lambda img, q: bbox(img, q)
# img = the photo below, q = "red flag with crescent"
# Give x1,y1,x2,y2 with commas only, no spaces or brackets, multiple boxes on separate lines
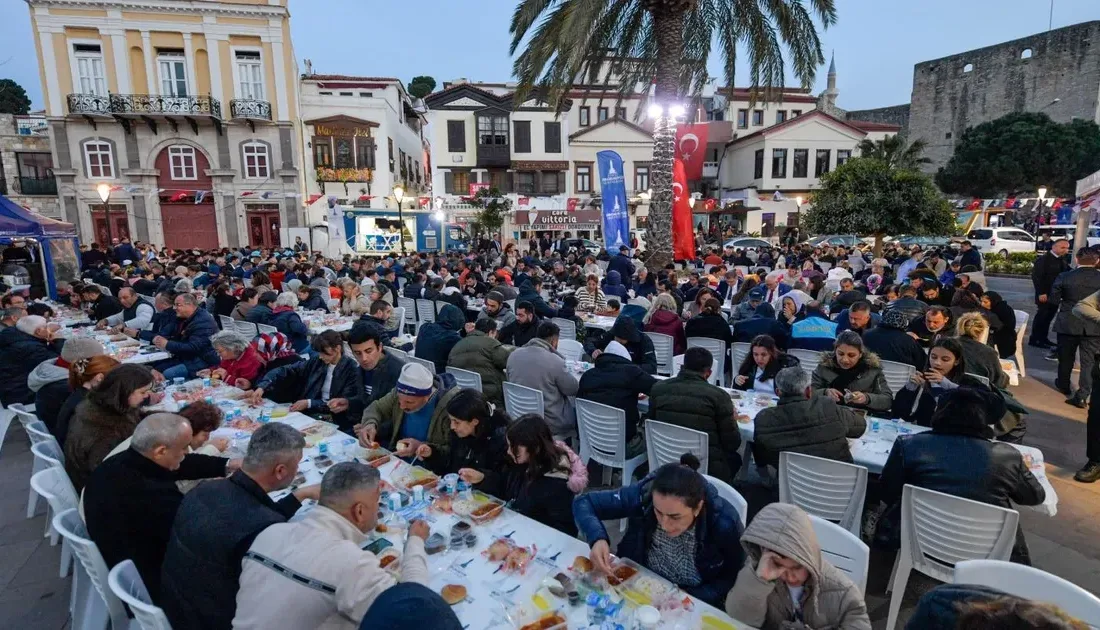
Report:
672,159,695,260
675,123,710,180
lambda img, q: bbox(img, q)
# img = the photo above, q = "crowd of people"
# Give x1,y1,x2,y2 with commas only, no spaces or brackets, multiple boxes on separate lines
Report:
5,230,1090,630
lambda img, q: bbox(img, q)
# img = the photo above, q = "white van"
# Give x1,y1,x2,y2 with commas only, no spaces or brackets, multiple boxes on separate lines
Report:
1036,225,1100,247
965,227,1036,257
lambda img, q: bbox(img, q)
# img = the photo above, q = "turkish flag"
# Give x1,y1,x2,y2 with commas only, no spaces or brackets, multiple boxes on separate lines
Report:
567,197,579,211
704,198,717,211
169,191,188,203
966,199,982,210
672,159,695,260
675,123,710,180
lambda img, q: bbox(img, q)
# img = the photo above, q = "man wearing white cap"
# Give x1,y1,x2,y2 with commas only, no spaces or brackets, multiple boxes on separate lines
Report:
355,362,460,462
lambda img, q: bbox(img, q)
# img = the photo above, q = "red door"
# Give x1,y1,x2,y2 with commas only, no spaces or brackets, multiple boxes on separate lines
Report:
246,207,281,248
161,204,219,250
91,206,130,245
154,144,219,249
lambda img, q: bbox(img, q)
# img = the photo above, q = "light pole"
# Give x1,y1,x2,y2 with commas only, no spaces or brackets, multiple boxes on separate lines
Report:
392,185,406,255
434,205,447,255
96,183,113,245
795,195,804,239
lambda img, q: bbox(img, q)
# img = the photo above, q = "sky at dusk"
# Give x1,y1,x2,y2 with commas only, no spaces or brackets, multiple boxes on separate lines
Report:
3,0,1100,111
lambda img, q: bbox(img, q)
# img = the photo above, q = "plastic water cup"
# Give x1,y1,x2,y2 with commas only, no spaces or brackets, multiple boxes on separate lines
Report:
173,377,184,386
443,473,459,494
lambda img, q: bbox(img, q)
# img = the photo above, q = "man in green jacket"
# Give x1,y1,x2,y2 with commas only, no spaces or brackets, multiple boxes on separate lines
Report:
447,318,512,405
355,362,459,462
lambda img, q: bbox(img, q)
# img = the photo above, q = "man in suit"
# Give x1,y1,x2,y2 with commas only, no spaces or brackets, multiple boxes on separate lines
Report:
1031,238,1071,348
1051,247,1100,407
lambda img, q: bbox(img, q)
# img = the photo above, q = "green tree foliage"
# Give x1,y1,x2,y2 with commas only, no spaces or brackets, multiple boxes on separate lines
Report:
805,158,955,255
0,79,32,115
856,135,930,170
935,112,1100,197
406,76,437,99
471,187,509,238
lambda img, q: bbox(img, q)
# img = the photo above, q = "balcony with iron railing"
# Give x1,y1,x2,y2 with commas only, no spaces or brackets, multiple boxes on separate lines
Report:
67,93,112,116
476,144,510,168
109,94,222,118
17,176,57,196
230,99,272,121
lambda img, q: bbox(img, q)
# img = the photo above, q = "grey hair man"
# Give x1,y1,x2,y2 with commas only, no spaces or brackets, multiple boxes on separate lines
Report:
234,462,432,630
83,413,235,601
159,422,319,629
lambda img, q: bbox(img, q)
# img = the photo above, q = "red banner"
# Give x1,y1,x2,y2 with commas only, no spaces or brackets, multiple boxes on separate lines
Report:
418,196,430,208
672,159,695,260
675,123,710,180
566,197,579,211
468,182,489,196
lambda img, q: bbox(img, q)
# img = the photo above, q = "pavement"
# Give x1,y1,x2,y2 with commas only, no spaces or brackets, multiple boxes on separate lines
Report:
0,274,1097,629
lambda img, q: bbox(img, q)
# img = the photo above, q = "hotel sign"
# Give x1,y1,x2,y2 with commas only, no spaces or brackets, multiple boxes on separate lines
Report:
314,124,374,138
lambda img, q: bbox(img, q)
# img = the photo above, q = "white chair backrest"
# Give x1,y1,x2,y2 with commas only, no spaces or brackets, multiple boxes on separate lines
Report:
1013,309,1029,334
880,359,916,396
551,317,577,342
31,440,64,469
788,348,823,376
23,419,55,447
416,299,436,325
701,473,748,528
108,560,174,630
819,261,833,273
902,484,1019,583
808,514,870,595
406,355,437,375
557,339,584,363
645,332,675,376
645,420,709,474
445,367,483,392
384,347,408,360
506,299,517,312
966,372,991,387
218,314,234,330
53,508,131,630
1013,309,1028,378
731,342,751,373
686,337,726,386
234,320,259,338
502,382,544,419
256,323,277,336
954,560,1100,628
779,452,868,537
30,467,78,522
397,296,416,322
392,306,406,332
576,398,629,468
628,297,651,308
671,354,684,376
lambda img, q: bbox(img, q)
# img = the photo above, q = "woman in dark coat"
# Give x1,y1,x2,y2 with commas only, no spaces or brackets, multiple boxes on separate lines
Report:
496,414,587,536
891,337,997,427
270,291,311,352
733,334,800,393
810,330,893,413
422,389,509,491
981,291,1018,359
685,298,735,349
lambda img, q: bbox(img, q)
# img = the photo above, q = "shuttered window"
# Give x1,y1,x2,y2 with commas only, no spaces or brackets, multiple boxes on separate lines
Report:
446,120,466,152
514,120,531,153
544,122,561,153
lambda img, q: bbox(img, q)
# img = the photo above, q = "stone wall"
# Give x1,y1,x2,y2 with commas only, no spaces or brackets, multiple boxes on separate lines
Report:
908,20,1100,172
846,104,911,135
0,114,62,218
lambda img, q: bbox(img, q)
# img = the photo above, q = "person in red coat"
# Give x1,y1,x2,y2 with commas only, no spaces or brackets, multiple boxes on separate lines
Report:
199,330,265,389
643,293,687,356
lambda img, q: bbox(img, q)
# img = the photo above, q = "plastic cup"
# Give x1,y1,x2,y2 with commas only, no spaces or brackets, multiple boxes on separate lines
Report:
443,473,459,494
635,606,661,629
173,377,184,386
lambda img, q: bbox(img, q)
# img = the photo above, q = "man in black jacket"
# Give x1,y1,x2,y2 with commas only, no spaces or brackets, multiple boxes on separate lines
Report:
245,290,276,325
84,413,234,602
499,301,541,348
346,321,405,418
1051,247,1100,407
1030,238,1070,348
160,422,318,629
80,284,124,322
585,317,658,374
578,341,658,455
515,277,558,318
863,308,927,371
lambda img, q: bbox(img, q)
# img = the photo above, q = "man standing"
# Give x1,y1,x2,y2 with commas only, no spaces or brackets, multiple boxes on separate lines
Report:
956,240,983,270
1051,247,1100,407
1030,238,1071,348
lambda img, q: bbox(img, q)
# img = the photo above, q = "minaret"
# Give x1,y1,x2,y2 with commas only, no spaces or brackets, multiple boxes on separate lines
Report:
819,51,840,115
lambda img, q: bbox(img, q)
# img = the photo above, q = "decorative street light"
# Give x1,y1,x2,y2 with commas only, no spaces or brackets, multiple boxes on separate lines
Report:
96,183,114,244
1037,186,1048,204
392,185,406,254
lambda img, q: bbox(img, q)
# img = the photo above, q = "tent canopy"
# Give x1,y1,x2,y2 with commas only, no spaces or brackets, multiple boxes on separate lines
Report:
0,195,78,238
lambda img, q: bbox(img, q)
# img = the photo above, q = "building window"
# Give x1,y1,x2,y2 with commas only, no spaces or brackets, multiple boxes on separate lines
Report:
815,149,831,177
313,137,333,167
793,149,808,178
359,92,373,97
339,92,353,96
836,150,852,167
616,107,627,119
334,138,354,168
753,149,764,179
73,43,107,97
157,50,188,97
575,164,592,193
579,107,590,127
776,110,787,124
15,153,55,195
168,145,197,180
515,172,535,194
234,50,264,100
478,116,508,145
737,109,748,129
513,120,531,153
541,171,559,193
791,110,802,117
319,91,332,95
451,170,469,194
544,121,561,153
446,120,466,152
242,142,270,179
597,107,609,123
635,164,649,193
752,110,764,126
771,148,787,178
357,138,376,169
388,138,394,172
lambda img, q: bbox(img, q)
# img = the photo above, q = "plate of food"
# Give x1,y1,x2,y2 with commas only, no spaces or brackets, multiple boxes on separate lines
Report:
393,467,440,492
107,334,129,342
227,417,263,432
735,413,752,424
377,548,401,574
484,538,537,574
299,421,338,445
452,491,506,524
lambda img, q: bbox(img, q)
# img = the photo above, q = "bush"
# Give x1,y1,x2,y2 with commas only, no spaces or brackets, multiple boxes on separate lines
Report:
982,251,1035,275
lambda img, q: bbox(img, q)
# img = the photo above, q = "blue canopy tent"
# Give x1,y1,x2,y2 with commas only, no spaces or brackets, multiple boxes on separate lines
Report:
0,195,81,299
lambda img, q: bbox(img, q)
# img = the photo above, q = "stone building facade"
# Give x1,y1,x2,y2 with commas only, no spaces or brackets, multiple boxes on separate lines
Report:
0,114,62,218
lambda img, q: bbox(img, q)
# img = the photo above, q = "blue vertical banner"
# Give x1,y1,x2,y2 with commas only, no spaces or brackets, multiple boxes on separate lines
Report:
597,150,630,251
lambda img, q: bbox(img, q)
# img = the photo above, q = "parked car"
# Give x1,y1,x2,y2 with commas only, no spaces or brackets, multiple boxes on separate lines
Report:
557,238,603,256
1036,224,1100,248
966,227,1036,257
723,237,774,251
892,235,956,249
806,234,862,248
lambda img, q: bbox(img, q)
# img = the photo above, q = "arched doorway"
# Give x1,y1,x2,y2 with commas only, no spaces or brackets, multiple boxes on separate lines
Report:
154,144,219,249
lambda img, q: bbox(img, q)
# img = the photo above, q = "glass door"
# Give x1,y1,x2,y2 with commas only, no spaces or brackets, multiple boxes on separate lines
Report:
158,53,188,97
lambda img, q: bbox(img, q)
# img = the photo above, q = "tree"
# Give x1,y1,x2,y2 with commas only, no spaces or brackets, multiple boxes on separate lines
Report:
856,135,930,170
471,187,509,239
0,79,31,115
406,76,437,99
509,0,836,269
935,112,1100,197
804,157,956,256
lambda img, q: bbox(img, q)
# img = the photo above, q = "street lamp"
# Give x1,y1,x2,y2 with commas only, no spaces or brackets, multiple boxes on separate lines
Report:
1037,186,1048,204
433,206,447,255
647,104,664,119
669,104,686,119
96,183,114,244
392,185,406,254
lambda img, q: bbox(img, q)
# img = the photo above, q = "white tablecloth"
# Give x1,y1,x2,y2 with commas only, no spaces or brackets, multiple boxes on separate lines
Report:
299,311,358,334
578,313,617,331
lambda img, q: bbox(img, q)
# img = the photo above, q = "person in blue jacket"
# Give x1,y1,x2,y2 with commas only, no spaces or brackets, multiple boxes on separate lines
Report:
789,302,839,352
573,455,745,608
607,245,635,282
150,293,219,380
270,291,311,352
136,291,178,343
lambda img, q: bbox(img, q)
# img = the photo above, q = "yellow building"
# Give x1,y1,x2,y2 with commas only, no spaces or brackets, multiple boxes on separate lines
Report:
26,0,300,249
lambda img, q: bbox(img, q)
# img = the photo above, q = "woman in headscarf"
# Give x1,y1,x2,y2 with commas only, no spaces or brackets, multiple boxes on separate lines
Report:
777,289,812,326
980,291,1018,359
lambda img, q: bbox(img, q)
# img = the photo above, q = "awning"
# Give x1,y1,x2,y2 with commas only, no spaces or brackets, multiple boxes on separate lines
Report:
0,195,78,238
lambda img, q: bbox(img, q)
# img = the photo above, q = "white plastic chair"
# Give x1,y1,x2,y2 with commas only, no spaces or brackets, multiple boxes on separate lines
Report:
257,323,277,336
218,314,234,330
31,438,64,469
809,514,870,595
0,406,12,460
53,508,132,630
503,382,544,419
416,299,436,330
671,354,684,376
551,317,577,341
779,452,868,537
645,332,675,376
966,372,991,387
30,467,78,577
233,320,259,338
1013,309,1029,378
397,297,417,333
445,367,483,392
645,420,709,474
702,473,748,528
557,339,584,363
108,560,174,630
392,307,407,335
788,348,823,376
686,337,727,386
577,398,646,530
384,347,408,361
406,355,437,375
731,342,751,373
628,296,651,308
954,559,1100,627
880,359,916,396
885,485,1020,630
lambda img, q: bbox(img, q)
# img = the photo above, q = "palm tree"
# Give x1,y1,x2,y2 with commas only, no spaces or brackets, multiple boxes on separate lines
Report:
856,135,930,170
509,0,836,268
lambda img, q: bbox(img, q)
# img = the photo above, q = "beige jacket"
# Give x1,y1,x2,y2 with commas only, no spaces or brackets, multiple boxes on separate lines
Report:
232,505,429,630
725,503,871,630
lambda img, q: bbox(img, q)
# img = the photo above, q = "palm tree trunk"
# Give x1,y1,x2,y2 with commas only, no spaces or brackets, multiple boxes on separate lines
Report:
643,6,685,271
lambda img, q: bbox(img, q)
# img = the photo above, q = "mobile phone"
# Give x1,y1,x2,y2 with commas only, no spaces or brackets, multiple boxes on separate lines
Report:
363,537,394,554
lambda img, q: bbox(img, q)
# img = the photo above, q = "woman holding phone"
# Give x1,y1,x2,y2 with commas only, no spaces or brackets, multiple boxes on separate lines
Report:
890,337,996,427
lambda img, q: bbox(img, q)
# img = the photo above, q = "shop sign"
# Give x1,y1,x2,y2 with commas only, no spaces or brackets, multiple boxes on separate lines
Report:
517,209,601,230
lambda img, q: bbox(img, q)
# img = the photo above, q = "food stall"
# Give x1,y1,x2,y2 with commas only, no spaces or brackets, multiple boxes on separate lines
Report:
0,195,80,299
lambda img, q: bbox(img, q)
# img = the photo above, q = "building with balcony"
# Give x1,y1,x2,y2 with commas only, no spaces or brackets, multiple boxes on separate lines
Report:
26,0,301,249
0,114,61,218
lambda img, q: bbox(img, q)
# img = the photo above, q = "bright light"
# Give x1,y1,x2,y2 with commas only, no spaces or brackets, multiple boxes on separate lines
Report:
433,210,445,222
638,191,651,201
96,183,112,203
647,104,664,118
669,104,686,118
688,195,696,209
392,186,404,203
795,196,804,207
1037,186,1048,201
